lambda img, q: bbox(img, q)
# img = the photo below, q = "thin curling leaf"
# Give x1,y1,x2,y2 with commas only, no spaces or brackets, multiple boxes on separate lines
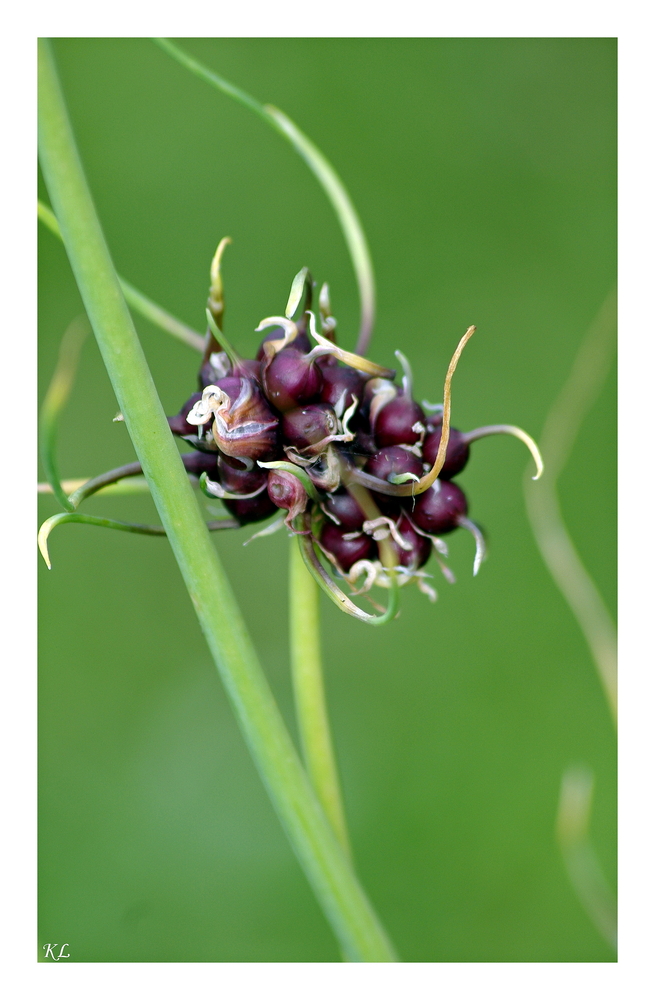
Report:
254,315,299,355
286,267,310,319
257,460,320,502
39,476,153,499
525,290,616,726
458,517,487,577
463,424,544,480
38,200,205,353
64,455,231,511
40,317,88,511
296,521,399,627
394,349,414,397
266,106,376,356
38,511,238,569
415,326,476,493
344,326,477,498
152,39,376,356
208,236,232,327
307,312,394,378
205,308,243,370
67,461,143,509
318,283,336,338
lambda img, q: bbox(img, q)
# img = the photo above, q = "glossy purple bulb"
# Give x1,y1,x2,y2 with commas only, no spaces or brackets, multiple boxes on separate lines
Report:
217,455,269,494
393,514,432,569
364,445,423,483
315,351,339,370
411,480,468,535
222,491,279,525
320,522,376,572
423,416,470,479
282,403,339,451
374,396,426,448
363,446,422,517
322,490,367,531
181,451,219,476
263,348,324,412
320,365,366,414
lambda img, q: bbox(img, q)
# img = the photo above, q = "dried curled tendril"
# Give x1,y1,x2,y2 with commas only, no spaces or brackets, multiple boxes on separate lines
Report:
39,249,542,625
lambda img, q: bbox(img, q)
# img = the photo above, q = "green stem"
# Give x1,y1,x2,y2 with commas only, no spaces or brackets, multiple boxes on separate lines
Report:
38,199,205,353
38,511,238,570
153,38,376,355
289,541,351,859
38,38,396,963
39,477,153,498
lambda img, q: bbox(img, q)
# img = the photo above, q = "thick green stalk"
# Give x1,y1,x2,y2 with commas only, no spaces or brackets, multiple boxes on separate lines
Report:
289,542,351,858
38,38,396,963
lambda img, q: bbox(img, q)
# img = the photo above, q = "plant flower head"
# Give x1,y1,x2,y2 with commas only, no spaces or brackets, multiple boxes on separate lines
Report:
163,257,543,623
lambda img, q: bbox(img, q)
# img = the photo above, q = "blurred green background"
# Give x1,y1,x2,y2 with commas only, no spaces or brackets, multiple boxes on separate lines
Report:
38,38,616,962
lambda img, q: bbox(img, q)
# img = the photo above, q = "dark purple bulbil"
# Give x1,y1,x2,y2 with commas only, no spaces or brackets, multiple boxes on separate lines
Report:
320,365,367,413
263,347,324,412
364,445,423,483
322,490,367,531
374,395,425,448
363,446,423,516
161,269,500,596
410,480,468,535
394,514,432,569
320,522,376,572
181,451,219,476
267,470,308,524
222,491,279,525
315,351,339,370
423,416,470,479
217,455,269,494
282,403,339,451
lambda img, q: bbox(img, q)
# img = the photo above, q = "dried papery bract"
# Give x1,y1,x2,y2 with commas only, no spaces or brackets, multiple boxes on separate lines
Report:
187,379,279,465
